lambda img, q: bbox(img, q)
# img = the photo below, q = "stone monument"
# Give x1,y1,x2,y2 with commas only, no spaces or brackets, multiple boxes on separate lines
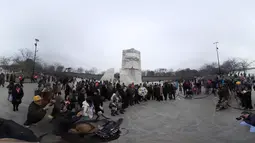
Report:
120,48,142,85
100,68,114,82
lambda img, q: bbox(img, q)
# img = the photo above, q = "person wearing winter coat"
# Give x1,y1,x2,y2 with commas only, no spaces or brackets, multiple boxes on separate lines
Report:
6,81,14,102
91,91,104,119
82,98,95,120
0,73,5,87
236,111,255,126
109,92,124,116
12,84,24,111
163,83,169,100
0,117,41,142
169,83,176,100
23,95,50,128
78,87,86,108
49,93,64,119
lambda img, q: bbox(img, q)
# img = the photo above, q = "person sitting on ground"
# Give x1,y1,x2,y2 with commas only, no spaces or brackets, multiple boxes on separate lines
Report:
185,89,193,98
23,95,51,128
0,118,41,142
110,92,124,116
109,98,118,116
236,111,255,126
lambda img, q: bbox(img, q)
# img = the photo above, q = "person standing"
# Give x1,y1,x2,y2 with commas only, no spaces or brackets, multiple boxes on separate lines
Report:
6,81,14,101
163,83,169,100
9,73,16,83
243,83,253,110
6,73,9,82
19,75,24,87
169,83,176,100
12,84,24,111
0,73,5,87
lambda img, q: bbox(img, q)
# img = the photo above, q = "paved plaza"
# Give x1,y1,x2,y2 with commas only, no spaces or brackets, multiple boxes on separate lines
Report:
0,83,254,143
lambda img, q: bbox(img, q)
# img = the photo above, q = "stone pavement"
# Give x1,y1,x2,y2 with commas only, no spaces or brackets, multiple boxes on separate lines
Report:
0,83,254,143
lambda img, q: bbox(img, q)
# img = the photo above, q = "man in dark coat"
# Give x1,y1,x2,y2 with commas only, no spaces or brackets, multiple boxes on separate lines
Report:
91,91,104,119
163,83,169,100
243,83,253,110
0,73,5,87
23,95,50,128
0,118,40,142
154,84,161,101
9,74,15,83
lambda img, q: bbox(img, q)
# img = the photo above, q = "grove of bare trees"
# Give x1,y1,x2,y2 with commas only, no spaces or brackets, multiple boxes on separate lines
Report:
0,48,99,76
1,48,254,78
142,58,255,78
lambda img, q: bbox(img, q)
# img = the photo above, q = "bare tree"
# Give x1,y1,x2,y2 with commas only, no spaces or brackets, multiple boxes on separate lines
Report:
199,62,218,75
238,59,255,73
221,58,240,74
154,68,167,76
0,56,11,70
12,48,34,64
166,68,174,76
89,67,97,74
175,68,199,79
54,63,65,72
77,67,84,73
47,65,56,73
19,48,33,60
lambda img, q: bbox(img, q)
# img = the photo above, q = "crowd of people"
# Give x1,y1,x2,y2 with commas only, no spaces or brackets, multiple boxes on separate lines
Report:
0,72,255,141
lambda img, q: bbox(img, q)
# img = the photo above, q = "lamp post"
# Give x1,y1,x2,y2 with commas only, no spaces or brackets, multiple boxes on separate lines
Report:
32,39,39,79
213,42,221,75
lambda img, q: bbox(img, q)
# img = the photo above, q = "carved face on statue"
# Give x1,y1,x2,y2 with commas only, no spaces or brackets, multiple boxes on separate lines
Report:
122,51,141,69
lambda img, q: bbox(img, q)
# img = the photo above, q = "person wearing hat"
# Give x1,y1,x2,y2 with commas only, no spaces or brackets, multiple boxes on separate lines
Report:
23,95,50,128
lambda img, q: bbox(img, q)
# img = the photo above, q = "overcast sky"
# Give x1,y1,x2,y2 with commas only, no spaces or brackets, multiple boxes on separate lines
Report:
0,0,255,72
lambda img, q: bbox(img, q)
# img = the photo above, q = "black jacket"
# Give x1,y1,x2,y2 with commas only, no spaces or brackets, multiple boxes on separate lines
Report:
0,118,39,142
26,102,46,124
12,87,24,104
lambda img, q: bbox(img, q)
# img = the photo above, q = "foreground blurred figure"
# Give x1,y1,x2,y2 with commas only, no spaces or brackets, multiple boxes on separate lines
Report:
0,118,44,142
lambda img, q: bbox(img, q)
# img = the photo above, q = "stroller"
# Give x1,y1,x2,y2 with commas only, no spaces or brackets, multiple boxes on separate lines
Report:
185,89,193,99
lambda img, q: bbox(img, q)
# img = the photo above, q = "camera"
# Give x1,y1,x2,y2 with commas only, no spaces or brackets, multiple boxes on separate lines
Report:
236,117,242,120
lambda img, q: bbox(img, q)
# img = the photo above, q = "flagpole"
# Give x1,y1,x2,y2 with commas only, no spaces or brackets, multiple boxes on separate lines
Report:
213,42,221,75
32,39,39,82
